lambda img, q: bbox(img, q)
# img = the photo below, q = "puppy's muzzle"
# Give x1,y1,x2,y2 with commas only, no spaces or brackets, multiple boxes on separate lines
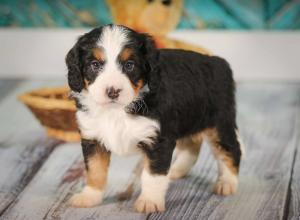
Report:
106,87,122,100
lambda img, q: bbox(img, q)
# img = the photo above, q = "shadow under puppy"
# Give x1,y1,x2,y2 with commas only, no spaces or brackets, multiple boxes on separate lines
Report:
66,24,243,213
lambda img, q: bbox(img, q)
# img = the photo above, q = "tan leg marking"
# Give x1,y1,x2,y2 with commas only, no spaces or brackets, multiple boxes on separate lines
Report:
86,148,111,190
134,157,169,213
168,133,202,180
204,128,238,196
69,145,111,208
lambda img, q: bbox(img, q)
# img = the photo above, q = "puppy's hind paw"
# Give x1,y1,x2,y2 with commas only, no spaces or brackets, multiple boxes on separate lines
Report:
168,168,188,180
68,186,103,208
213,177,238,196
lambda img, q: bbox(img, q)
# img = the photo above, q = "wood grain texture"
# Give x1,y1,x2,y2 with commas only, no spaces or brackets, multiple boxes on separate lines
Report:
287,87,300,220
0,81,300,220
148,83,300,220
0,80,63,214
0,135,59,215
1,143,146,220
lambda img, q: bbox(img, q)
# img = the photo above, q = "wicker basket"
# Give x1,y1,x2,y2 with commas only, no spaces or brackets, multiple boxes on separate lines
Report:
18,86,80,142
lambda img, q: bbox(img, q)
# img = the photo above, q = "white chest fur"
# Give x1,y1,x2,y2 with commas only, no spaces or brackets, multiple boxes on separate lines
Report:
76,106,160,156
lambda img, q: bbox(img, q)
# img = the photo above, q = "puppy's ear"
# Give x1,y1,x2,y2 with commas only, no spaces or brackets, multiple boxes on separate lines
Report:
140,34,160,91
66,44,84,92
140,34,158,72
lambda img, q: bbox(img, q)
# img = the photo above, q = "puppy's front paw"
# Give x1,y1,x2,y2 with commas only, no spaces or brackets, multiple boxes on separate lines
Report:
68,186,103,208
134,195,165,214
213,176,238,196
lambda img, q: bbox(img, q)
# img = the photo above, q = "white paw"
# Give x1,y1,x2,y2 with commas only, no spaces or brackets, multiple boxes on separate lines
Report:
213,177,238,196
168,150,198,181
134,195,165,213
168,168,188,180
68,186,103,208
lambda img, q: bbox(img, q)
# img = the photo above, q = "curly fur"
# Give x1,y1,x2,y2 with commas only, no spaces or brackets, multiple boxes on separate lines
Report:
66,24,243,212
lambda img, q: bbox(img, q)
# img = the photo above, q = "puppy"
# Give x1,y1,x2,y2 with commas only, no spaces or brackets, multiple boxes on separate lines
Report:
66,24,243,213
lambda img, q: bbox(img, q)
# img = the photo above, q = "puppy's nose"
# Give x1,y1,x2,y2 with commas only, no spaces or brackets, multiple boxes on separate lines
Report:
106,87,121,100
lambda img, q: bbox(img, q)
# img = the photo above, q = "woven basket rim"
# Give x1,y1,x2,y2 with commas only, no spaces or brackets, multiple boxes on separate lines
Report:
18,86,76,111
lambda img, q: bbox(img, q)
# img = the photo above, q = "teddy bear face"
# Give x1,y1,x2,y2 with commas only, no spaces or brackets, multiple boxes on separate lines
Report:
107,0,183,36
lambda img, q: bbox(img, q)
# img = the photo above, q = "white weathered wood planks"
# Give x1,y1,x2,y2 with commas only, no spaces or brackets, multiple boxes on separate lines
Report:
1,142,146,220
0,135,58,215
0,81,300,220
0,80,63,214
287,86,300,220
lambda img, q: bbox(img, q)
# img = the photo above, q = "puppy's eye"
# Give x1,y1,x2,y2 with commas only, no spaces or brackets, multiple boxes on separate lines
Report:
124,60,135,72
91,60,102,71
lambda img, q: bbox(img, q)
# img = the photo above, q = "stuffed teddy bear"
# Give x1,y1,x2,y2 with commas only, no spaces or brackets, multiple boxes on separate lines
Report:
106,0,210,55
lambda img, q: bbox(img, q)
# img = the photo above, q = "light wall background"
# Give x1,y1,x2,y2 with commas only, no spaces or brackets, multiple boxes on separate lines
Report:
0,0,300,81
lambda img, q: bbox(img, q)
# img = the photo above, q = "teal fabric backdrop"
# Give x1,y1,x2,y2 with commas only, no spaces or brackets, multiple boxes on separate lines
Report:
0,0,299,29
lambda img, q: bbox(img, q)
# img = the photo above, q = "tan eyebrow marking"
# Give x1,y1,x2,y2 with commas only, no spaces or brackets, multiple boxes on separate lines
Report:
120,48,134,61
92,47,105,61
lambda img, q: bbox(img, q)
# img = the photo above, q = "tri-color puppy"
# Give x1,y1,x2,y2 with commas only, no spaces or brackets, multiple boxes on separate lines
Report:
66,24,243,213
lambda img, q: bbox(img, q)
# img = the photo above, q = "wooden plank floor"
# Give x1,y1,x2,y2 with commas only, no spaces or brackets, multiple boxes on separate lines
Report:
0,80,299,220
